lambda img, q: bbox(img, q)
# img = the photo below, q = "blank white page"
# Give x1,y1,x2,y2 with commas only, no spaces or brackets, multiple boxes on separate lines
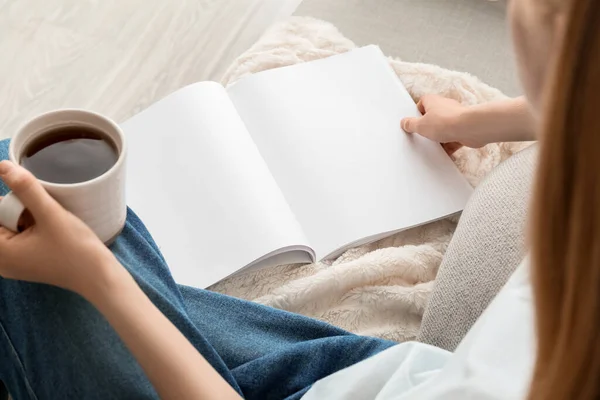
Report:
122,82,310,288
228,46,473,259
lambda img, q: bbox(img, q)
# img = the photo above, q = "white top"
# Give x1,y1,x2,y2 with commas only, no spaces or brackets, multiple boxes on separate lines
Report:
302,258,535,399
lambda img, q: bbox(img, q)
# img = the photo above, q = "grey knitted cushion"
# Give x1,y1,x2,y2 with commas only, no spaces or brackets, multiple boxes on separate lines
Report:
418,144,538,351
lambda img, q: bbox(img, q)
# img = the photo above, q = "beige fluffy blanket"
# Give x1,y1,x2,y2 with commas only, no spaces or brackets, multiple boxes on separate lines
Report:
212,17,528,342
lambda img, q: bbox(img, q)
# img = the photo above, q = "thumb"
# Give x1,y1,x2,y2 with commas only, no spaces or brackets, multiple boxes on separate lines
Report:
401,117,421,134
0,161,58,223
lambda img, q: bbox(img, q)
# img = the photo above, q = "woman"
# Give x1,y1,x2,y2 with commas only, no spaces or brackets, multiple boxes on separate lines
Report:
0,0,597,398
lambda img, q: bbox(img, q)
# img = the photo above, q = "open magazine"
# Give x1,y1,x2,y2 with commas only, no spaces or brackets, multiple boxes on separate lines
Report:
122,46,473,288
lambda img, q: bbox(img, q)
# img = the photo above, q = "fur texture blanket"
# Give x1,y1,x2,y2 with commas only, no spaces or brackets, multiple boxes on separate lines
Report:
212,17,529,342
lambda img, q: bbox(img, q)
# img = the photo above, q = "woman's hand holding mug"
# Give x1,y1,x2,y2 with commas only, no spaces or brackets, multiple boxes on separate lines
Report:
0,160,118,295
0,109,128,296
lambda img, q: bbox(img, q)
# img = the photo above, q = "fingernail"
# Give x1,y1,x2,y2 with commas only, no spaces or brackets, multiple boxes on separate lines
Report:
401,119,410,132
0,161,13,176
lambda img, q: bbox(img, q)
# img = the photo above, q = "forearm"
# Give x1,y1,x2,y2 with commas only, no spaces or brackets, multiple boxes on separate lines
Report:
84,261,241,400
462,96,536,145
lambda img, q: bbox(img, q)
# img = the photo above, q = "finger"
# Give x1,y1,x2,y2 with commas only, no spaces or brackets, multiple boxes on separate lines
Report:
0,194,37,232
0,224,17,266
0,161,58,222
418,94,441,111
401,117,421,134
0,226,16,240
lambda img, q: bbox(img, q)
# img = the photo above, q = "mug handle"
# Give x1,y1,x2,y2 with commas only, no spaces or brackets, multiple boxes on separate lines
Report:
0,192,26,232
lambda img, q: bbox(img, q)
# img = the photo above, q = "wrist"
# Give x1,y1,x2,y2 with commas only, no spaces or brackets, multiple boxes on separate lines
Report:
455,105,491,147
79,254,133,306
460,97,537,146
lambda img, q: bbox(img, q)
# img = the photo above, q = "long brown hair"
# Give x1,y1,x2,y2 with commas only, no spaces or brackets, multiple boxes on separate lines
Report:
529,0,600,398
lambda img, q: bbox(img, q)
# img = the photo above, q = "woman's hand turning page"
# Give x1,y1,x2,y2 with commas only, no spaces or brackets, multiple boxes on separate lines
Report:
227,46,473,259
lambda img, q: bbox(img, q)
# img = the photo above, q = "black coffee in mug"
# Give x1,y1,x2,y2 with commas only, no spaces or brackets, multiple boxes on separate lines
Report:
21,125,118,184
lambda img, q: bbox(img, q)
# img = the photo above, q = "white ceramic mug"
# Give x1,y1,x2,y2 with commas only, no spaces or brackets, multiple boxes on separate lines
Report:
0,110,127,244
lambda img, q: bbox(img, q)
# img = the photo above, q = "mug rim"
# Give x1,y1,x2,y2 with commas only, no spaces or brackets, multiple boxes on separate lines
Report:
9,108,127,189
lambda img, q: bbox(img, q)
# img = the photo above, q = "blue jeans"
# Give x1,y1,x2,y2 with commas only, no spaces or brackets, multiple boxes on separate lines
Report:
0,139,395,400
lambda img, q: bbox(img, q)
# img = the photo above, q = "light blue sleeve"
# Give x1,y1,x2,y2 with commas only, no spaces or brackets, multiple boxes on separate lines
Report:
302,342,450,399
302,258,534,400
